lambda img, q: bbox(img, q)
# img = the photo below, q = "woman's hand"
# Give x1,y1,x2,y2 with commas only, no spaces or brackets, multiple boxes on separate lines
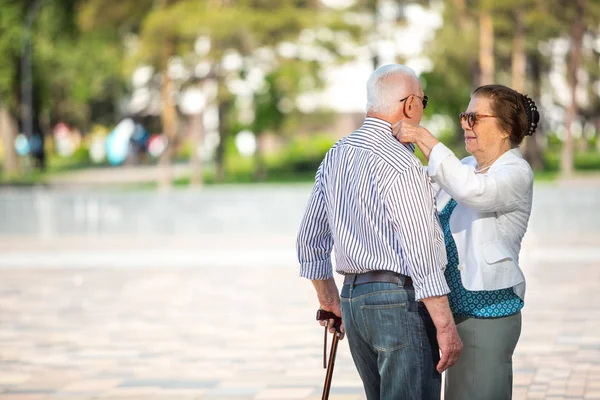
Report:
392,120,440,160
392,120,427,143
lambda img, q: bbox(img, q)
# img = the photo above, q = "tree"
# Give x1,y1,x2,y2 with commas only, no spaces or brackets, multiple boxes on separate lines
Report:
81,0,357,187
420,0,478,145
420,0,600,174
0,0,126,179
507,0,544,169
478,3,495,86
561,0,585,177
0,1,27,177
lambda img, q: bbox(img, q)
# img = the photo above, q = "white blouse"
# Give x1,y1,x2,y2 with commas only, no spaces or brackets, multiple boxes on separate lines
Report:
427,143,534,299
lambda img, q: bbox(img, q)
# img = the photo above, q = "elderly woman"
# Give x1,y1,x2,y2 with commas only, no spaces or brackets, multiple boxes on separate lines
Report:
394,84,540,400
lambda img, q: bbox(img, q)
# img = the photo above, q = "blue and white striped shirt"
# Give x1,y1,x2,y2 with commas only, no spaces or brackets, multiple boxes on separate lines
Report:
296,117,449,300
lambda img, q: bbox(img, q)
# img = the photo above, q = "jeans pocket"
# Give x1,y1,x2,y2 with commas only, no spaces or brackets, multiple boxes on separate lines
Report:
361,302,408,352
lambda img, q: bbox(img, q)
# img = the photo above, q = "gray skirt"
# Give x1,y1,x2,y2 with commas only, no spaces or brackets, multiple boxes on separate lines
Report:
444,312,522,400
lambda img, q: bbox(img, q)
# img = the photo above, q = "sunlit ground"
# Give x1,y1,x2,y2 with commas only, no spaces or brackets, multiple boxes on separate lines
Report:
0,182,599,400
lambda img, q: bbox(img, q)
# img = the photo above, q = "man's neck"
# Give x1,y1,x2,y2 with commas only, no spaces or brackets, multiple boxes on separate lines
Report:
366,112,396,125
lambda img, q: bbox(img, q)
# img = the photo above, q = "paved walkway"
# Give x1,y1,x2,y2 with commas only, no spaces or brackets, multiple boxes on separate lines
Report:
0,234,599,400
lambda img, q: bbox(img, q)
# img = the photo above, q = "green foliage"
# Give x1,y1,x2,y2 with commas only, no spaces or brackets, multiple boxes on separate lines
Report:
271,133,337,174
221,132,336,181
36,28,124,126
0,1,26,109
252,72,285,135
546,133,563,151
544,150,600,172
0,0,126,125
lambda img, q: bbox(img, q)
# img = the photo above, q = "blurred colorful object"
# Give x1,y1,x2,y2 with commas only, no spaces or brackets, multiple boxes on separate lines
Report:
87,125,109,164
130,123,149,151
53,123,77,157
235,130,257,157
147,134,166,158
105,118,135,165
89,136,107,164
14,134,30,156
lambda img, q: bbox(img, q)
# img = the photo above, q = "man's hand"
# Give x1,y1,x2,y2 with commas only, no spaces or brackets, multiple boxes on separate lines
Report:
436,325,462,372
312,278,345,339
318,303,345,340
422,295,462,372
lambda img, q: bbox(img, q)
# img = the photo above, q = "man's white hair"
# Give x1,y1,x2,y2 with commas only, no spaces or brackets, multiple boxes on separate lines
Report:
366,64,420,115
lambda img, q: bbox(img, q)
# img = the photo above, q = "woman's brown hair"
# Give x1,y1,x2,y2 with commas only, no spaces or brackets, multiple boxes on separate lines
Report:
472,85,540,147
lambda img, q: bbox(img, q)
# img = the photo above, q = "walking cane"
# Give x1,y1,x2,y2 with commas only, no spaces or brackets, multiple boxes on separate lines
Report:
316,310,343,400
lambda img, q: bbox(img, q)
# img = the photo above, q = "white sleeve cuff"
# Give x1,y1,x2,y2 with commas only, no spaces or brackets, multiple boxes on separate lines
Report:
427,143,454,177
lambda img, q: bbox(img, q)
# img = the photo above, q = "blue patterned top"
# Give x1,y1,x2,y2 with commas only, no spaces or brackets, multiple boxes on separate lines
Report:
440,199,523,318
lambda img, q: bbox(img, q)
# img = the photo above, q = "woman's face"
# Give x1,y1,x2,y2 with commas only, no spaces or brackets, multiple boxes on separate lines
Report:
461,95,509,157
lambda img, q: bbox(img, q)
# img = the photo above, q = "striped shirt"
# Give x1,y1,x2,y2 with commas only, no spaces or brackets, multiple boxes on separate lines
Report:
296,117,449,300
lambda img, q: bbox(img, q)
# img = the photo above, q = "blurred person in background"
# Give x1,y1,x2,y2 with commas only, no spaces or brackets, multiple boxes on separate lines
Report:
297,64,462,399
394,84,540,400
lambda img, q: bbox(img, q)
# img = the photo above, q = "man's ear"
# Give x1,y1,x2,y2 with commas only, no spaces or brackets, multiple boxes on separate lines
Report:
404,96,417,119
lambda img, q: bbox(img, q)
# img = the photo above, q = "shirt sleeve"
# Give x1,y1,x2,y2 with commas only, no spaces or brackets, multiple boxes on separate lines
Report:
296,163,334,280
385,165,450,300
428,143,534,213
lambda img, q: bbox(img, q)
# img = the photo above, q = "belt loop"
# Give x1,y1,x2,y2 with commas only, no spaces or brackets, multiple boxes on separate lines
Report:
347,274,354,296
397,275,406,288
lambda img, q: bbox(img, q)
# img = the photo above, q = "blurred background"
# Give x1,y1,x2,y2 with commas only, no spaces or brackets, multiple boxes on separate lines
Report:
0,0,599,186
0,0,599,399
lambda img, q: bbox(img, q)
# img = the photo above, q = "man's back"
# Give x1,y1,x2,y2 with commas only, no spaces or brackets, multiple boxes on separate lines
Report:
321,118,422,273
297,117,448,301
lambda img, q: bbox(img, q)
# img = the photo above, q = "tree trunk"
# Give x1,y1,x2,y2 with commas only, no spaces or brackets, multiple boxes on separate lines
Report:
453,0,467,28
215,89,232,182
451,0,479,90
561,0,585,177
253,132,267,181
511,9,525,94
157,39,178,190
577,135,589,152
370,0,379,70
0,103,20,177
596,119,600,152
524,53,545,170
189,110,204,187
512,8,541,169
479,10,494,86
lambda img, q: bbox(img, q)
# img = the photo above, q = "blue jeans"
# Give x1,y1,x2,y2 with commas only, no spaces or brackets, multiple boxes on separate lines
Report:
340,281,441,400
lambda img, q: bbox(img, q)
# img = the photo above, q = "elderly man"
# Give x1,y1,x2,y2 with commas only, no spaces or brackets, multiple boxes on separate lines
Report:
297,64,462,399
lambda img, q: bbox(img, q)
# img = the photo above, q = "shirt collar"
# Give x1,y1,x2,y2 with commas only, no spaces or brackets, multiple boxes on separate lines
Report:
361,117,415,153
496,148,524,163
363,116,393,132
467,148,524,169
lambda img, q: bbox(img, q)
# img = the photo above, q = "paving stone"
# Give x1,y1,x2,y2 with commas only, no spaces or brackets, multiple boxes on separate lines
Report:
0,230,598,400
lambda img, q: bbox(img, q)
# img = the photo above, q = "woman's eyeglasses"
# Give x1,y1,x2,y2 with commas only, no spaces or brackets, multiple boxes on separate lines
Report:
400,94,428,109
459,112,497,129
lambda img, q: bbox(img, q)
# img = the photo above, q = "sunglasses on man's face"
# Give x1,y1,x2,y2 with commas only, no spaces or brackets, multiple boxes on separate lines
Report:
400,94,428,109
459,112,497,129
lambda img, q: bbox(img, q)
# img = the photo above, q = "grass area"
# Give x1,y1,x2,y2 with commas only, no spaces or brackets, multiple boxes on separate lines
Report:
3,167,599,189
127,168,600,191
3,149,600,188
0,172,46,186
124,169,316,191
532,170,558,182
